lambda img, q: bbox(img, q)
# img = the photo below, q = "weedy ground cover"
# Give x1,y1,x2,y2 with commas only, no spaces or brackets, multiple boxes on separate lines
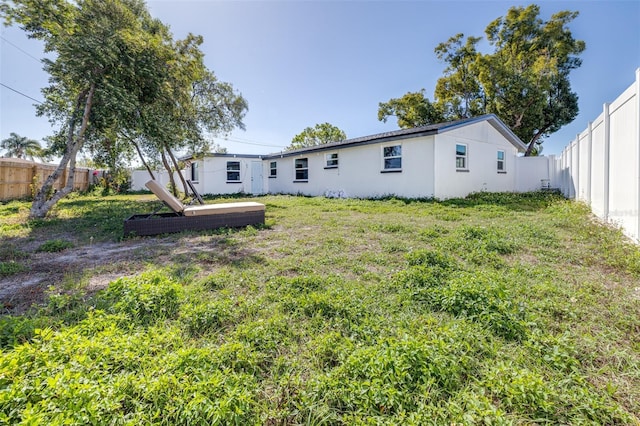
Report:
0,191,639,424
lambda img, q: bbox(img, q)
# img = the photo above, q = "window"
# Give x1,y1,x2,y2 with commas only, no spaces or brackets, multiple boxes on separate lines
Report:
269,161,277,178
325,152,338,168
191,162,199,182
294,158,308,181
226,161,241,182
382,145,402,171
456,144,468,170
497,150,505,172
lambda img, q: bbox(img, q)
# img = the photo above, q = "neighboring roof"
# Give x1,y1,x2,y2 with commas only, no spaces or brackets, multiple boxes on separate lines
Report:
263,114,526,159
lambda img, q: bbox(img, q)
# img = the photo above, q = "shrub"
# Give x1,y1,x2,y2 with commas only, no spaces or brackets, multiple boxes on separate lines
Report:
0,261,26,277
0,315,54,348
37,239,74,253
180,300,232,336
96,271,183,324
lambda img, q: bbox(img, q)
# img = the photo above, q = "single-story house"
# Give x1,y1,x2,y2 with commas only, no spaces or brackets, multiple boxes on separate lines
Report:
185,114,529,199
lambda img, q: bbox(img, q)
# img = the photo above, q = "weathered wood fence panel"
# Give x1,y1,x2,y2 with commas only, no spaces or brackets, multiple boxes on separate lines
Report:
0,158,90,201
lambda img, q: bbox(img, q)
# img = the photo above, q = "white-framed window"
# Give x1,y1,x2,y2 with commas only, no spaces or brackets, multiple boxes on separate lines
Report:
191,162,199,182
456,143,468,170
269,161,277,178
497,150,505,172
226,161,241,182
382,144,402,171
294,158,308,181
325,152,338,168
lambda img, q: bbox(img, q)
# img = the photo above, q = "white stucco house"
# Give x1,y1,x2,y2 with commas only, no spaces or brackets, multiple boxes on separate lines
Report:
184,114,528,199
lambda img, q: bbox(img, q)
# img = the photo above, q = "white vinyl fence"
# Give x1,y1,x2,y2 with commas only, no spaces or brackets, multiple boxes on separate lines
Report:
130,169,186,192
556,68,640,242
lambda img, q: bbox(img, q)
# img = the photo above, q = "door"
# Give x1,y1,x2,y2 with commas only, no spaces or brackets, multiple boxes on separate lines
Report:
251,161,264,195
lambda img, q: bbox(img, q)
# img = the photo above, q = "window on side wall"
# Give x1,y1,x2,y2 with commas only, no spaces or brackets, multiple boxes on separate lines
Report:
226,161,241,182
269,161,277,178
294,158,308,181
456,143,468,170
191,162,199,182
325,152,338,168
497,150,506,173
382,145,402,172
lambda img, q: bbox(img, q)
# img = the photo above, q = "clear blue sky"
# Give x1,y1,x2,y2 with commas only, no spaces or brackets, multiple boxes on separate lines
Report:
1,0,639,158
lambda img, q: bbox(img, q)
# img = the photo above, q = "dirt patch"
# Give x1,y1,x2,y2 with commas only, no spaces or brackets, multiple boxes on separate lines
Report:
0,227,275,315
0,238,175,314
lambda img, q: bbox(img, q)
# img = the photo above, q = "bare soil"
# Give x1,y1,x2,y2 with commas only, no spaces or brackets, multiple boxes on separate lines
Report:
0,232,249,315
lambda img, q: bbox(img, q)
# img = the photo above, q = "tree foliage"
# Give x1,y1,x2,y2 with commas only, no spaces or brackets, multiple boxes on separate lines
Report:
0,132,47,161
377,90,444,129
378,4,585,156
288,123,346,151
1,0,247,216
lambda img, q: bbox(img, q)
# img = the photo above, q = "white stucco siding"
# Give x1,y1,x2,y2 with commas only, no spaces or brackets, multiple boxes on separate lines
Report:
266,136,436,198
194,156,257,195
433,121,518,199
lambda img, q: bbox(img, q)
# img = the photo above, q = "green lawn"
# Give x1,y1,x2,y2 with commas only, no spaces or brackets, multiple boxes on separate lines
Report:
1,192,639,424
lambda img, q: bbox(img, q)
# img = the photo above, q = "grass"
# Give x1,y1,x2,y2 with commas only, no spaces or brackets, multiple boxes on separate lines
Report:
0,191,639,424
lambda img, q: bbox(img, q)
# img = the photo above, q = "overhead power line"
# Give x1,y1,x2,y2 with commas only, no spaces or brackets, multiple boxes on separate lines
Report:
0,35,42,63
0,82,43,104
220,136,285,149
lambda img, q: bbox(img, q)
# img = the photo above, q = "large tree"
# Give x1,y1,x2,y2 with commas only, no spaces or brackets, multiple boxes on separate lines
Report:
377,90,444,128
1,0,247,216
0,132,46,161
288,122,346,151
378,4,585,156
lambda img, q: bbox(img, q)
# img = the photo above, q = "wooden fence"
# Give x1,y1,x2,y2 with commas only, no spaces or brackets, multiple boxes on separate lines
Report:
0,158,91,201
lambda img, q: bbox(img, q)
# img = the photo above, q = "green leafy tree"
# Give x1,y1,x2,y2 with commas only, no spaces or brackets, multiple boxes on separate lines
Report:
379,4,585,157
1,0,247,215
434,34,485,119
0,132,46,161
288,122,346,150
377,90,444,128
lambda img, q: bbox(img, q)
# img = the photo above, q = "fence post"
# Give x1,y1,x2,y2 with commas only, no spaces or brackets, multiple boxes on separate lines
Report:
586,122,593,205
636,67,640,242
575,134,580,199
603,102,611,222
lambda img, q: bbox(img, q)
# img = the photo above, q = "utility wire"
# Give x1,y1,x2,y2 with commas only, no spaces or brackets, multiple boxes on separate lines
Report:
0,82,43,104
220,136,285,149
0,35,42,63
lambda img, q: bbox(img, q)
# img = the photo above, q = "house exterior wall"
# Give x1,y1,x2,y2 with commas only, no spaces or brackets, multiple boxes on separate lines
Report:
433,121,518,199
265,136,436,198
191,155,262,196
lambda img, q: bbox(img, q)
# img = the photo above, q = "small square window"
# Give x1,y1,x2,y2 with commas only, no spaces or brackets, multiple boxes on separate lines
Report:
456,144,467,170
382,145,402,171
325,153,338,168
295,158,308,181
191,162,199,182
497,150,505,171
270,161,277,177
227,161,241,181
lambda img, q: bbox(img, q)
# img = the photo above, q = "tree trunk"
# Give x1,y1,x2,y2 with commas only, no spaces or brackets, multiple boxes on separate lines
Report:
165,145,189,196
30,85,95,219
128,135,155,180
160,149,177,196
524,125,550,157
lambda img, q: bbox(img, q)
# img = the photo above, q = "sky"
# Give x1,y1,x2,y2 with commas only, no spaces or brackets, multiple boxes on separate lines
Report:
1,0,639,159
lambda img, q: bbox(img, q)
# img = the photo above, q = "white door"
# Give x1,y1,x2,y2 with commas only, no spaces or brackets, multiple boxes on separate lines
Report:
251,161,264,195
